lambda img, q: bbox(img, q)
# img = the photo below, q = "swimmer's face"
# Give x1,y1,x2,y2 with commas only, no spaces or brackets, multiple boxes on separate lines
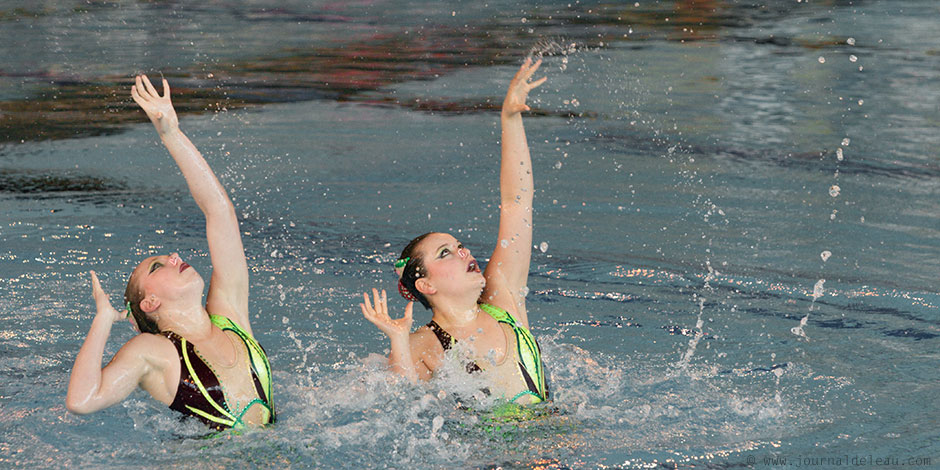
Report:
414,233,484,299
130,252,204,310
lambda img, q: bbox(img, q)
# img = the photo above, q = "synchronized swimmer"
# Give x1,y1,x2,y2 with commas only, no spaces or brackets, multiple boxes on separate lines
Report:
67,57,551,431
360,58,550,405
66,75,274,430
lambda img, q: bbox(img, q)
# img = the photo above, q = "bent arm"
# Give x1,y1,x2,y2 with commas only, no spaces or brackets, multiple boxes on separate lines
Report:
132,75,250,334
388,334,421,383
66,317,152,414
483,59,546,328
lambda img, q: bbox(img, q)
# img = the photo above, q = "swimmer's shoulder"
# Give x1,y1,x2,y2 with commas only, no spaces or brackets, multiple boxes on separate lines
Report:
117,333,179,405
409,325,445,370
116,333,178,370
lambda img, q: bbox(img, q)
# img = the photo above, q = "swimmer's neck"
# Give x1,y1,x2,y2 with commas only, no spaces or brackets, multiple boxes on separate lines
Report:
155,304,214,341
430,301,482,330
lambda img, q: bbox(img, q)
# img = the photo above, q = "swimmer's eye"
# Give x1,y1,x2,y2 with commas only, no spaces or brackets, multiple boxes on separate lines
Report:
439,248,450,258
149,262,163,273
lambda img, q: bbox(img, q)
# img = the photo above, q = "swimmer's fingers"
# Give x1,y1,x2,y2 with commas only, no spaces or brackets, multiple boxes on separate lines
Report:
360,291,384,323
141,74,160,99
527,76,547,91
134,75,153,101
361,292,375,317
160,78,171,99
90,270,103,298
89,271,121,322
131,81,145,105
372,288,387,318
522,58,543,82
402,301,414,327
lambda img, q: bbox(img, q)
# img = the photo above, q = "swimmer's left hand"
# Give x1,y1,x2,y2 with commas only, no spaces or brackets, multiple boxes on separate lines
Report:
502,57,547,117
131,74,180,136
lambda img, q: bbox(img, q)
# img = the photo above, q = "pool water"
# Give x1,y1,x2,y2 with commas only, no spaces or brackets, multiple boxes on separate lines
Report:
1,1,937,468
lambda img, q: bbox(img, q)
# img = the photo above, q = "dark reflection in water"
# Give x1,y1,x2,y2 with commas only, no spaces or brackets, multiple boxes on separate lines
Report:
0,1,874,144
0,169,126,193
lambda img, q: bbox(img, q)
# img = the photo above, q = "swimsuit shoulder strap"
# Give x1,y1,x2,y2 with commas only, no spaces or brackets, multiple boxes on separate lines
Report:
208,314,276,424
426,320,454,351
479,303,516,325
478,303,550,403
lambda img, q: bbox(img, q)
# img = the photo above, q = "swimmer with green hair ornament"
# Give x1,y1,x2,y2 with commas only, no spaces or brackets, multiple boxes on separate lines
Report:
360,58,550,406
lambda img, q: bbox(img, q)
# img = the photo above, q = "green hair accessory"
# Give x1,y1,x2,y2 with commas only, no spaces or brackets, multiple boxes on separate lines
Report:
124,301,132,318
394,257,410,269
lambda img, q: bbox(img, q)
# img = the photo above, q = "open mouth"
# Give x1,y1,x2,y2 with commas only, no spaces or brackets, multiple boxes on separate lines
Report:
467,260,480,273
180,262,190,273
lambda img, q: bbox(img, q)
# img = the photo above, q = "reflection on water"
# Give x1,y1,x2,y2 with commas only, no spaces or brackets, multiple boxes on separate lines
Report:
1,1,938,469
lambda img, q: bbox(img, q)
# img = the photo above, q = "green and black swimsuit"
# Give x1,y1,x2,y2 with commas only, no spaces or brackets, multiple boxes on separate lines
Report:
163,315,275,430
427,303,550,404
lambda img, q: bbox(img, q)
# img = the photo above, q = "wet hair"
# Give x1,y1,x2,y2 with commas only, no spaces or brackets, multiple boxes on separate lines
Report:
124,271,160,334
397,232,434,309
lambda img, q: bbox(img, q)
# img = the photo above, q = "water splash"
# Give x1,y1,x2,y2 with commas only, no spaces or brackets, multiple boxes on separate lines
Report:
792,280,825,340
527,38,579,60
676,296,706,370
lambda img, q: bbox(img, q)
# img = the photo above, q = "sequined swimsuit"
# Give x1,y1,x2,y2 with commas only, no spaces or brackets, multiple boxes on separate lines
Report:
163,315,275,430
426,303,549,404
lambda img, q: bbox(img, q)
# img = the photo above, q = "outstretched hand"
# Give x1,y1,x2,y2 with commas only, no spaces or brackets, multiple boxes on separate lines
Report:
360,289,413,340
131,74,179,136
502,57,547,116
89,271,127,324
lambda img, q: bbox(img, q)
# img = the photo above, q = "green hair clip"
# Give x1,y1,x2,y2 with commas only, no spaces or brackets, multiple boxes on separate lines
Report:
394,257,410,270
124,301,132,318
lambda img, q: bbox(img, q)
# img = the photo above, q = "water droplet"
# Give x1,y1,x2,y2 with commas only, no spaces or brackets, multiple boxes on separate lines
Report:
820,250,831,262
818,56,826,64
836,148,844,161
830,210,838,220
520,286,530,297
849,54,858,63
500,239,509,248
857,99,864,106
829,185,841,197
841,137,851,146
554,161,562,170
539,241,549,253
847,37,856,46
812,279,826,300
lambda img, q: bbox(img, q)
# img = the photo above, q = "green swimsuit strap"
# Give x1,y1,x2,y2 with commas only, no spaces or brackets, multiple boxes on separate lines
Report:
478,304,549,402
209,315,276,423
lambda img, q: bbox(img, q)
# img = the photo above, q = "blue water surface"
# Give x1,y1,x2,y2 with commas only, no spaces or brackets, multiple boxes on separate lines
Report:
0,1,937,469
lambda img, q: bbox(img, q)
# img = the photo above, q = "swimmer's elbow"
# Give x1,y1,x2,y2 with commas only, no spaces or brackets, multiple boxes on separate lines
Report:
65,390,101,415
65,396,92,415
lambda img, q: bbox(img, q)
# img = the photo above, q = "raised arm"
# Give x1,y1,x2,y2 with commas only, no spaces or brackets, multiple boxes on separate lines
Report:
131,75,251,335
66,272,173,414
482,59,546,329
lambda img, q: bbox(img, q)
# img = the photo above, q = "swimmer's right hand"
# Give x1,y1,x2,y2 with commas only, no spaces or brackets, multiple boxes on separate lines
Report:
131,74,180,136
89,271,125,324
360,288,413,340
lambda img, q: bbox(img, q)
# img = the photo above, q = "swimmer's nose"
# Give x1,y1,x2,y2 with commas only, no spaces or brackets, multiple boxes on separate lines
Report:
168,253,180,266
